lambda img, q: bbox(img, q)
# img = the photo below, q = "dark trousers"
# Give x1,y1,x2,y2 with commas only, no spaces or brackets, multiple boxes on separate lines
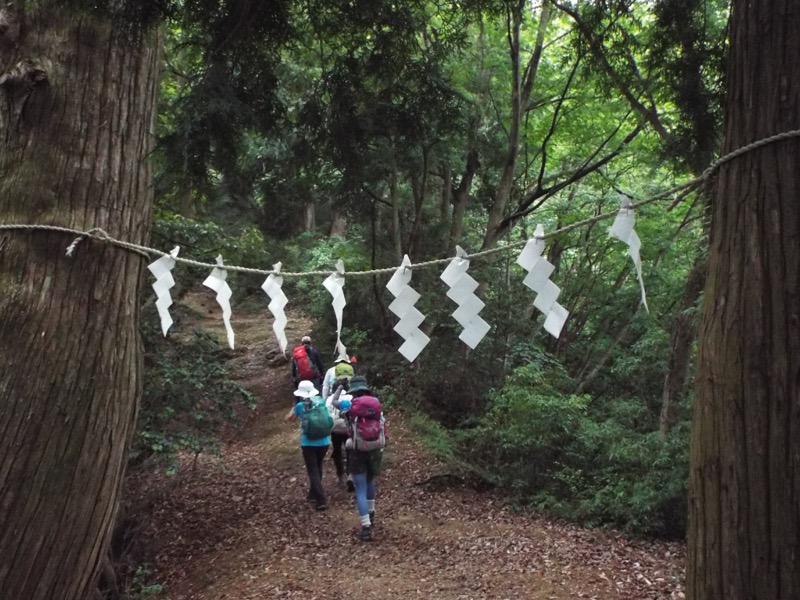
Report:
330,432,350,477
301,445,329,506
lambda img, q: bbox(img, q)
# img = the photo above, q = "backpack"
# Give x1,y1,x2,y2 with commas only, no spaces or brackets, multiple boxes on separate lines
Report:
334,362,355,380
326,396,349,435
332,362,355,392
302,399,333,440
293,345,318,381
348,396,386,452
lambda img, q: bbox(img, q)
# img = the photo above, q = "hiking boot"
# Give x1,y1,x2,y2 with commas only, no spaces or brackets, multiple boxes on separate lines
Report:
369,511,375,526
315,502,328,511
337,473,346,486
346,478,355,493
359,525,373,541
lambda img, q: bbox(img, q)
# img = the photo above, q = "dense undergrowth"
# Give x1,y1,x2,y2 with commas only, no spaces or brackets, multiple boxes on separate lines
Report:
134,302,256,473
404,368,689,539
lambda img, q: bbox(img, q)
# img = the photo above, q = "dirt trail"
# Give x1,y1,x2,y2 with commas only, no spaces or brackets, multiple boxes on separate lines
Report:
131,290,686,599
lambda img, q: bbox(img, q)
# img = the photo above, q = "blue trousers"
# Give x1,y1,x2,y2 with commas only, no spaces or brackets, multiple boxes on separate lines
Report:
351,472,376,517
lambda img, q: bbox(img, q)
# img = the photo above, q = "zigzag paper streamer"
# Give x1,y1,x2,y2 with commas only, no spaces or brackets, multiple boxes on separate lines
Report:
203,255,235,349
516,224,569,338
386,255,430,362
261,261,288,354
323,259,347,358
440,246,491,349
147,246,180,336
609,195,649,312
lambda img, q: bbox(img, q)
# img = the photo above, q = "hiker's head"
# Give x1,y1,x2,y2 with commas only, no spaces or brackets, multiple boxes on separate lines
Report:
301,335,312,346
347,376,370,397
293,380,319,399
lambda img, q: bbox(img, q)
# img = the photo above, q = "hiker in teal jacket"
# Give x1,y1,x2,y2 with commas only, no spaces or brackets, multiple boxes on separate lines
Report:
285,380,331,511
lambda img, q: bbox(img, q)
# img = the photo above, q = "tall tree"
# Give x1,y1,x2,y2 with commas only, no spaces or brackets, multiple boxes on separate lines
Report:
0,3,161,598
688,0,800,598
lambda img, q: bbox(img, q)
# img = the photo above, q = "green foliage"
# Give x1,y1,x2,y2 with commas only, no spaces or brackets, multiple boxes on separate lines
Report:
151,212,279,294
543,422,688,537
462,366,591,489
153,213,272,267
134,321,255,473
409,412,459,464
125,564,165,600
459,365,689,538
288,231,379,343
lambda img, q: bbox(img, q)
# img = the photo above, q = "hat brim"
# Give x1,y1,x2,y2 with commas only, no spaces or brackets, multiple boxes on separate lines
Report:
348,384,370,393
293,388,320,398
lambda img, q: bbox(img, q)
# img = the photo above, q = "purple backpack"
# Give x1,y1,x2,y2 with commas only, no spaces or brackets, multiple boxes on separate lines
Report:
348,396,386,451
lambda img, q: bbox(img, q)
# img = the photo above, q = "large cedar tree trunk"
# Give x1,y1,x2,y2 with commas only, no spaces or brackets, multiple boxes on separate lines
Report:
0,4,160,599
688,0,800,598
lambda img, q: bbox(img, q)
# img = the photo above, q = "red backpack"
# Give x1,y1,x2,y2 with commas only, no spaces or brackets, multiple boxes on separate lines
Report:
293,345,318,380
348,396,386,452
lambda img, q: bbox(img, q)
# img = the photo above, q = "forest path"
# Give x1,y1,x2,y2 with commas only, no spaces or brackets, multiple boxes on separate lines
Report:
132,289,685,600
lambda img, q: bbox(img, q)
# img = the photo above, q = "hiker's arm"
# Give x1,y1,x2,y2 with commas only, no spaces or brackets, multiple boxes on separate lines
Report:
322,372,331,399
285,405,298,422
329,384,346,409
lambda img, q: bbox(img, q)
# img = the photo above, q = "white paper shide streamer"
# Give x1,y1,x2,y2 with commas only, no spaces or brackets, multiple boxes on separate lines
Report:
386,255,431,362
609,195,649,312
147,246,180,336
440,246,491,349
261,261,288,354
323,259,347,358
516,225,569,338
203,254,235,349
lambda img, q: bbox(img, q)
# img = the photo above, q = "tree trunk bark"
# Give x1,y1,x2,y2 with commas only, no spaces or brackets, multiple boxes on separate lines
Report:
389,167,403,264
482,1,550,250
0,5,160,600
448,149,480,249
304,202,315,231
688,1,800,598
406,145,429,257
329,211,347,237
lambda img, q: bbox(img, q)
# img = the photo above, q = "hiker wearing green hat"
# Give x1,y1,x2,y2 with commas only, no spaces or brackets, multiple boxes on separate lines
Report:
331,376,386,541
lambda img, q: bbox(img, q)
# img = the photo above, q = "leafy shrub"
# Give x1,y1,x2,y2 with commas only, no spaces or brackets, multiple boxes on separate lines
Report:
532,421,689,537
134,312,255,473
409,412,458,464
458,364,689,538
150,213,281,295
291,232,372,317
125,564,164,600
460,366,591,491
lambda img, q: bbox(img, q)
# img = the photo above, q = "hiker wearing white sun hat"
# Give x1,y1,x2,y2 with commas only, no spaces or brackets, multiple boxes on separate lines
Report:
285,380,332,510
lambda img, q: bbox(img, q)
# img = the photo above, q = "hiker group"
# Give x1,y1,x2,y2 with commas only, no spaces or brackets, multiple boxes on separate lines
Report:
285,335,386,542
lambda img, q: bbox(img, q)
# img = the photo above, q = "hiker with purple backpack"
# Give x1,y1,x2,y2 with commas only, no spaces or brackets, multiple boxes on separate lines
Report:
330,376,386,541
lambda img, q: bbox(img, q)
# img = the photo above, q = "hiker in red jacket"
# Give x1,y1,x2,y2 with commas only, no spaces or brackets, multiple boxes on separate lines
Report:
291,335,325,391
